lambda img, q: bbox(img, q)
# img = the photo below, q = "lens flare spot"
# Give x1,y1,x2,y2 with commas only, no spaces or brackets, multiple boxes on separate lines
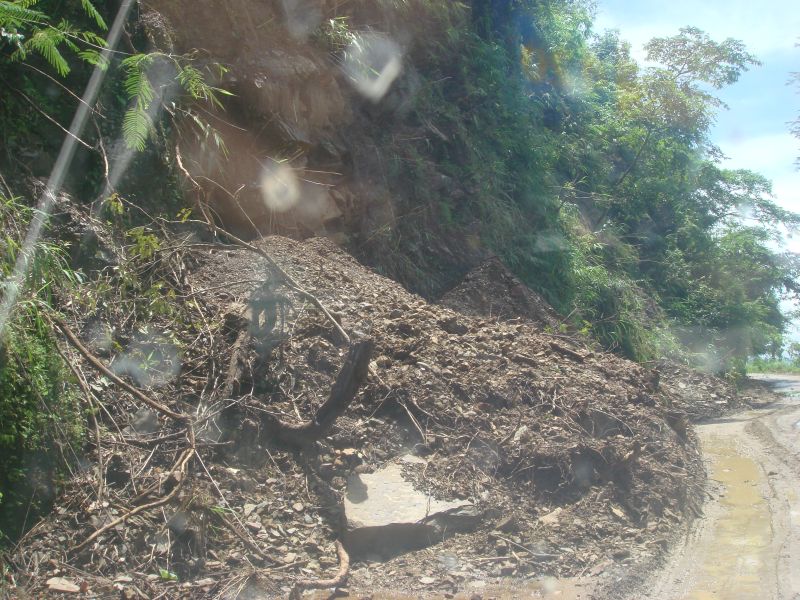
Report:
281,0,322,39
343,33,403,102
260,161,299,212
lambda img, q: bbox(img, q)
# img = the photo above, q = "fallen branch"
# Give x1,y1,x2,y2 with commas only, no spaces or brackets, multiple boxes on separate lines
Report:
267,339,373,448
549,341,585,363
55,318,187,422
288,540,349,600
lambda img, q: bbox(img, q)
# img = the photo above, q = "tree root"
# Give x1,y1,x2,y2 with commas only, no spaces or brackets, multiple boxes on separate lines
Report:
265,339,373,448
288,540,349,600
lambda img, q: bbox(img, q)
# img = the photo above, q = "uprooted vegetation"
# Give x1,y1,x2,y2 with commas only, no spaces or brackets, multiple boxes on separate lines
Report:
1,0,798,597
3,201,707,597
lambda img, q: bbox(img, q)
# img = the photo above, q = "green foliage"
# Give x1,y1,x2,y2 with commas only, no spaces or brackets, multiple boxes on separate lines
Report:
747,358,800,374
119,52,231,151
1,0,108,77
0,194,82,542
544,19,793,371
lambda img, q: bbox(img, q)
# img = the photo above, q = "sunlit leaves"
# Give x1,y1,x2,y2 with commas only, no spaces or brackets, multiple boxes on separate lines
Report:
119,52,232,150
645,27,760,89
1,0,108,76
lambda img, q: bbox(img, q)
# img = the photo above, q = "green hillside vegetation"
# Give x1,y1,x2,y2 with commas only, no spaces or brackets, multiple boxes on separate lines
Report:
0,0,798,540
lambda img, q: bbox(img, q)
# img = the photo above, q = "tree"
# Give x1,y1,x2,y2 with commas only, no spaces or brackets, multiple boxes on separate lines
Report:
791,40,799,166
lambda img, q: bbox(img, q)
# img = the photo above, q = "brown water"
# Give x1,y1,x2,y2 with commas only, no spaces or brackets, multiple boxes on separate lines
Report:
306,577,591,599
684,432,773,599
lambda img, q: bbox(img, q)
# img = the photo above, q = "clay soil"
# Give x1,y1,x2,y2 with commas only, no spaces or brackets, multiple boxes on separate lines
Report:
4,235,719,599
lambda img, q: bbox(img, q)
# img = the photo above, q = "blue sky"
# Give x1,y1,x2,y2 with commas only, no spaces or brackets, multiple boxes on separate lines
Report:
595,0,800,241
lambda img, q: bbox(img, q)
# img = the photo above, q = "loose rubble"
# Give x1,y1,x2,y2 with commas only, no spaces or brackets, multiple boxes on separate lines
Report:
6,235,707,598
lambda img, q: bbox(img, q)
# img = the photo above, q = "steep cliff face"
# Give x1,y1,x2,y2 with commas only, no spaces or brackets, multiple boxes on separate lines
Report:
141,0,482,296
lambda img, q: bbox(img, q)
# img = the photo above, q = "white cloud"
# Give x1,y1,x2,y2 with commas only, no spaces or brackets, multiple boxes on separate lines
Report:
719,133,799,174
718,133,800,217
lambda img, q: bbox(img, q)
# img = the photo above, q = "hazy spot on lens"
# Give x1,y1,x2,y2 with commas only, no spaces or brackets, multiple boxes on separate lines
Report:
85,320,113,354
535,231,568,253
281,0,322,39
343,33,403,102
111,330,180,387
260,161,299,212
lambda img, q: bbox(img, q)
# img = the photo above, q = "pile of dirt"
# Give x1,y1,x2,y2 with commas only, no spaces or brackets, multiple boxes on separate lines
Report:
443,257,754,425
439,257,563,330
6,236,704,599
654,362,742,421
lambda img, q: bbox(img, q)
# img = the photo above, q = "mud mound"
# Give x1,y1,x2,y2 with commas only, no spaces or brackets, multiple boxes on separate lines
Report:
656,361,745,421
439,257,563,330
8,236,703,599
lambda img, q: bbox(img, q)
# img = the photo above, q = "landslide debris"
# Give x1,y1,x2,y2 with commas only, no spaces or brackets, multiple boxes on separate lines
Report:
441,257,758,424
6,235,704,599
656,361,744,421
439,257,563,331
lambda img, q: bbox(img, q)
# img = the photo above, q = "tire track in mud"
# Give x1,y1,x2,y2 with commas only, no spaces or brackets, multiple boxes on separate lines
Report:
638,374,800,600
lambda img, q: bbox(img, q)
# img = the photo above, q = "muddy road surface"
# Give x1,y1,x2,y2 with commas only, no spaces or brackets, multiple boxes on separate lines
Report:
639,374,800,600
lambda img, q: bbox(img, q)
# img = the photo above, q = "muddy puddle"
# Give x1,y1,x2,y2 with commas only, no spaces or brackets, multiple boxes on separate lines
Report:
684,431,773,599
305,577,592,599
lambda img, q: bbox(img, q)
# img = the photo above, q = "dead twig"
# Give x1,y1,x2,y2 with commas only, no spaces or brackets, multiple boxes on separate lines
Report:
288,540,349,599
208,509,272,562
549,341,585,362
55,318,187,422
70,426,195,553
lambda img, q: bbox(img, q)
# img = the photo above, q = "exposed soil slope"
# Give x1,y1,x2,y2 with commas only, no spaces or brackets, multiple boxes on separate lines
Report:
6,235,703,599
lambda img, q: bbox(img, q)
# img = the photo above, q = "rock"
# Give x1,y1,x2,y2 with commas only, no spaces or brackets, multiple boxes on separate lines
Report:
343,459,479,559
612,548,631,560
494,515,520,533
46,577,81,593
419,576,436,585
610,506,626,520
512,425,530,443
292,502,304,512
538,507,563,526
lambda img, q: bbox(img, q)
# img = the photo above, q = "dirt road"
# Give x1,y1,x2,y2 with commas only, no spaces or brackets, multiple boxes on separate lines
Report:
640,374,800,600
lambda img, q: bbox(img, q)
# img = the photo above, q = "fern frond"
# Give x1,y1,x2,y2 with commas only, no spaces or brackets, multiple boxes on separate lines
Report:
122,104,152,151
176,64,205,98
78,0,106,30
0,0,45,27
77,48,107,69
122,54,155,109
22,27,69,76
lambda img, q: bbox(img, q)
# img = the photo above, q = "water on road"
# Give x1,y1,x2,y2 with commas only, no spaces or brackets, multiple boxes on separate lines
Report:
641,374,800,600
